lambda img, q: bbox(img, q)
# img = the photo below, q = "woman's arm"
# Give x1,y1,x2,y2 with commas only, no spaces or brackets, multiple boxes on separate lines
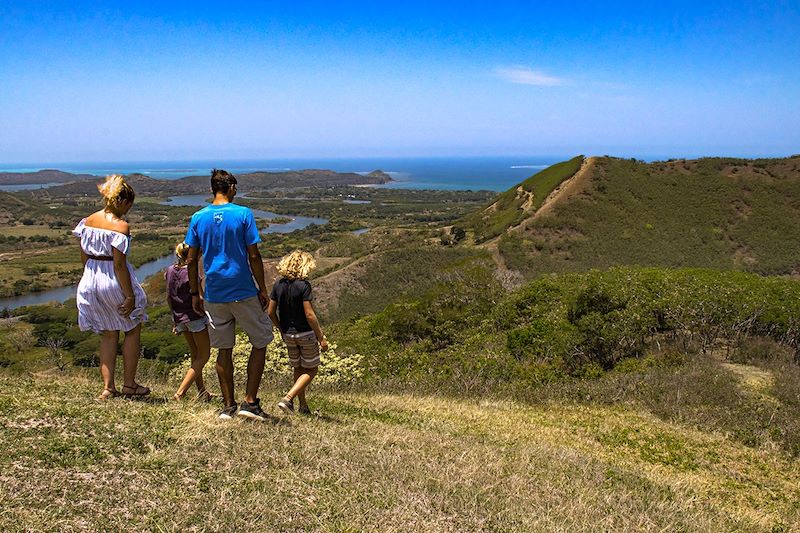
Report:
113,247,135,317
303,301,328,351
188,246,204,314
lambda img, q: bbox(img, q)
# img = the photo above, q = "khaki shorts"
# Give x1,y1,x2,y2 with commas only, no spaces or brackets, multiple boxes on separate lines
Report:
282,331,320,368
205,296,274,349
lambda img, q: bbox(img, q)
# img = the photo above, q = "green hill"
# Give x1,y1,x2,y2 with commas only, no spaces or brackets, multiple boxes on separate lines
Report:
462,155,585,243
492,155,800,277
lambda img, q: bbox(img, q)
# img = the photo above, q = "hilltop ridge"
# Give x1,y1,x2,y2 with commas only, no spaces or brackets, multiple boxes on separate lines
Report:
465,155,800,278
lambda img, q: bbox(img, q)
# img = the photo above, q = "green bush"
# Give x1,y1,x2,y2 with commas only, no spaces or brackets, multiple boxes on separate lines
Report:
169,332,365,387
492,267,800,373
72,336,100,367
140,331,188,364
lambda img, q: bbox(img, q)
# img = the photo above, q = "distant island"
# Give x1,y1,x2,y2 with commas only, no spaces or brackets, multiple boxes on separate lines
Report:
1,168,393,194
0,169,98,185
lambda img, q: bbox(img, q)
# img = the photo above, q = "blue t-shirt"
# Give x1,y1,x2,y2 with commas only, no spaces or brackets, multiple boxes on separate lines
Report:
184,203,261,303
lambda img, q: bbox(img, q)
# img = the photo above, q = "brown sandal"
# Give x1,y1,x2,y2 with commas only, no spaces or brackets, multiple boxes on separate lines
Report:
121,383,151,398
197,390,216,403
97,388,119,401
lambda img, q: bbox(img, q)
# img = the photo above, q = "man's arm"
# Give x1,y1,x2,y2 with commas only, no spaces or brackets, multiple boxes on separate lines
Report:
188,246,204,314
247,243,268,310
267,299,280,330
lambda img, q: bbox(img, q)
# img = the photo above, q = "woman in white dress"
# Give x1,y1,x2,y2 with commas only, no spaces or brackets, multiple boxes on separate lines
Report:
73,175,150,400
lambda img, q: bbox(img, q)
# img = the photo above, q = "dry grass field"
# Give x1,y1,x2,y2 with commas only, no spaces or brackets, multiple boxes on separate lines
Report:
1,370,798,532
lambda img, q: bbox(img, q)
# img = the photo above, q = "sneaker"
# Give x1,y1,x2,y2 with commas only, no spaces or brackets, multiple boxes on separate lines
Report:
277,398,294,415
298,405,312,416
238,399,268,421
219,403,238,420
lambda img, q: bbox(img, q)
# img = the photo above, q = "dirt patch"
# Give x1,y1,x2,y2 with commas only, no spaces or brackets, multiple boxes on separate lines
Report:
731,199,752,219
517,186,535,213
732,245,758,266
721,362,778,406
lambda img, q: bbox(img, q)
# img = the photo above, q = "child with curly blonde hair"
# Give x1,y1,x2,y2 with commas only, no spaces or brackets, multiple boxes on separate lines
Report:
267,250,328,415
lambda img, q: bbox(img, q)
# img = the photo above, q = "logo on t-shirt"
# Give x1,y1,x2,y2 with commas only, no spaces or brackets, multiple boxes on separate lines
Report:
214,212,224,224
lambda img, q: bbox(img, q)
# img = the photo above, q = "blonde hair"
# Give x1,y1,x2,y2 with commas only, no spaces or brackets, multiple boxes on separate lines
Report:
98,174,135,210
277,250,316,280
174,242,190,267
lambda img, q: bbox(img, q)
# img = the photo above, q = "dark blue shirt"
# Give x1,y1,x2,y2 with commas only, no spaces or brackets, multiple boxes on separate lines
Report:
185,203,261,303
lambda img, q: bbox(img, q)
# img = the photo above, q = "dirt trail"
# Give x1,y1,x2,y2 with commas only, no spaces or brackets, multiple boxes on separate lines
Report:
480,156,596,275
518,155,596,228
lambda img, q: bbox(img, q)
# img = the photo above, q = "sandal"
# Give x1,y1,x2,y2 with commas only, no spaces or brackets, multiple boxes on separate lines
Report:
121,383,151,398
97,388,119,401
197,390,216,403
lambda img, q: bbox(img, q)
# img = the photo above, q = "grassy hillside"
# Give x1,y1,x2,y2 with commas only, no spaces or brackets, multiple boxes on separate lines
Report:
8,155,800,530
2,367,799,531
499,155,800,277
462,155,584,243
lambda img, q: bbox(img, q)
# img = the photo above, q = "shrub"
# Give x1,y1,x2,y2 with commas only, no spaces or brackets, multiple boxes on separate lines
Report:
493,267,800,373
72,336,100,367
169,332,364,387
140,331,187,363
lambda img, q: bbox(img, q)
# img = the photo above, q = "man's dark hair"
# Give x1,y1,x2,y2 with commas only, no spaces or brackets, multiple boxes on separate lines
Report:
211,168,237,195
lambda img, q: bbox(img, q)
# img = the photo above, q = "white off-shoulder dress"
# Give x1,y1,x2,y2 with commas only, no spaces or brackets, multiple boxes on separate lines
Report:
72,219,148,333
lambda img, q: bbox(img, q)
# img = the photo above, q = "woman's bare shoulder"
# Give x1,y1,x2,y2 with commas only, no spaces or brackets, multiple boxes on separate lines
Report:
109,218,130,235
83,211,130,235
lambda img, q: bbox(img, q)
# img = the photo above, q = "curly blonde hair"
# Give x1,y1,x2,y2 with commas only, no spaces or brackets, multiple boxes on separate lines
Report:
97,174,135,211
174,242,190,267
276,250,316,280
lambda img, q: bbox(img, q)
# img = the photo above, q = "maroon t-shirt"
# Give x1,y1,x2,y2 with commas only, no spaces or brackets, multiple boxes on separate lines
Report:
165,265,204,324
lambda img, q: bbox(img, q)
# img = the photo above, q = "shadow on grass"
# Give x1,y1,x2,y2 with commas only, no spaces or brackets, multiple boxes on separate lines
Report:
303,412,344,425
119,395,170,405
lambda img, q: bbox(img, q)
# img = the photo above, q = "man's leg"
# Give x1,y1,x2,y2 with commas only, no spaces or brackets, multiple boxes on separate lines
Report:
233,296,274,405
205,301,237,409
216,348,236,407
245,345,266,404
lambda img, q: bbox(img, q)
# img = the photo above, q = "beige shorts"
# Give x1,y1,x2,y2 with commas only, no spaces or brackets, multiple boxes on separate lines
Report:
205,296,274,349
282,331,320,368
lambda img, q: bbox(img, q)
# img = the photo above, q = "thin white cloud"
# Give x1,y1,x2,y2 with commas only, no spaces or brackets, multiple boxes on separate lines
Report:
494,66,565,86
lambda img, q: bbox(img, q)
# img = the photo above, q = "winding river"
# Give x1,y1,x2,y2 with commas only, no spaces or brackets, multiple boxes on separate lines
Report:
0,196,327,310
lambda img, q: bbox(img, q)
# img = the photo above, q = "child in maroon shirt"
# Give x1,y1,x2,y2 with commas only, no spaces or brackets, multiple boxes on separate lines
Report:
167,243,213,401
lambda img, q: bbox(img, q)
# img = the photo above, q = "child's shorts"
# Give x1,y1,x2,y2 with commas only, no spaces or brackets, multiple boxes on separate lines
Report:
282,331,320,368
175,316,209,333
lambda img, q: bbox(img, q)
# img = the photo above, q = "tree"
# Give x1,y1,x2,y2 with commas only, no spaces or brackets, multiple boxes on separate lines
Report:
44,337,69,372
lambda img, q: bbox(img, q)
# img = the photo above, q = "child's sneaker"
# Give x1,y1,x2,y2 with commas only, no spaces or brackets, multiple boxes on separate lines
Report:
277,398,294,415
237,399,268,421
219,403,238,420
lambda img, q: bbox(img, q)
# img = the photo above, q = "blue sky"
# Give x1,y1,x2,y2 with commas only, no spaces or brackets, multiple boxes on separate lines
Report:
1,1,798,163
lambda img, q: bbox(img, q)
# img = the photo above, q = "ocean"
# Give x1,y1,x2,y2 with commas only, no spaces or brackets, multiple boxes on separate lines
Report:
0,156,569,192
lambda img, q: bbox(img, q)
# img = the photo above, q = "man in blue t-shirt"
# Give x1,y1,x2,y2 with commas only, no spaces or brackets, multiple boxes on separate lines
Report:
186,169,273,421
